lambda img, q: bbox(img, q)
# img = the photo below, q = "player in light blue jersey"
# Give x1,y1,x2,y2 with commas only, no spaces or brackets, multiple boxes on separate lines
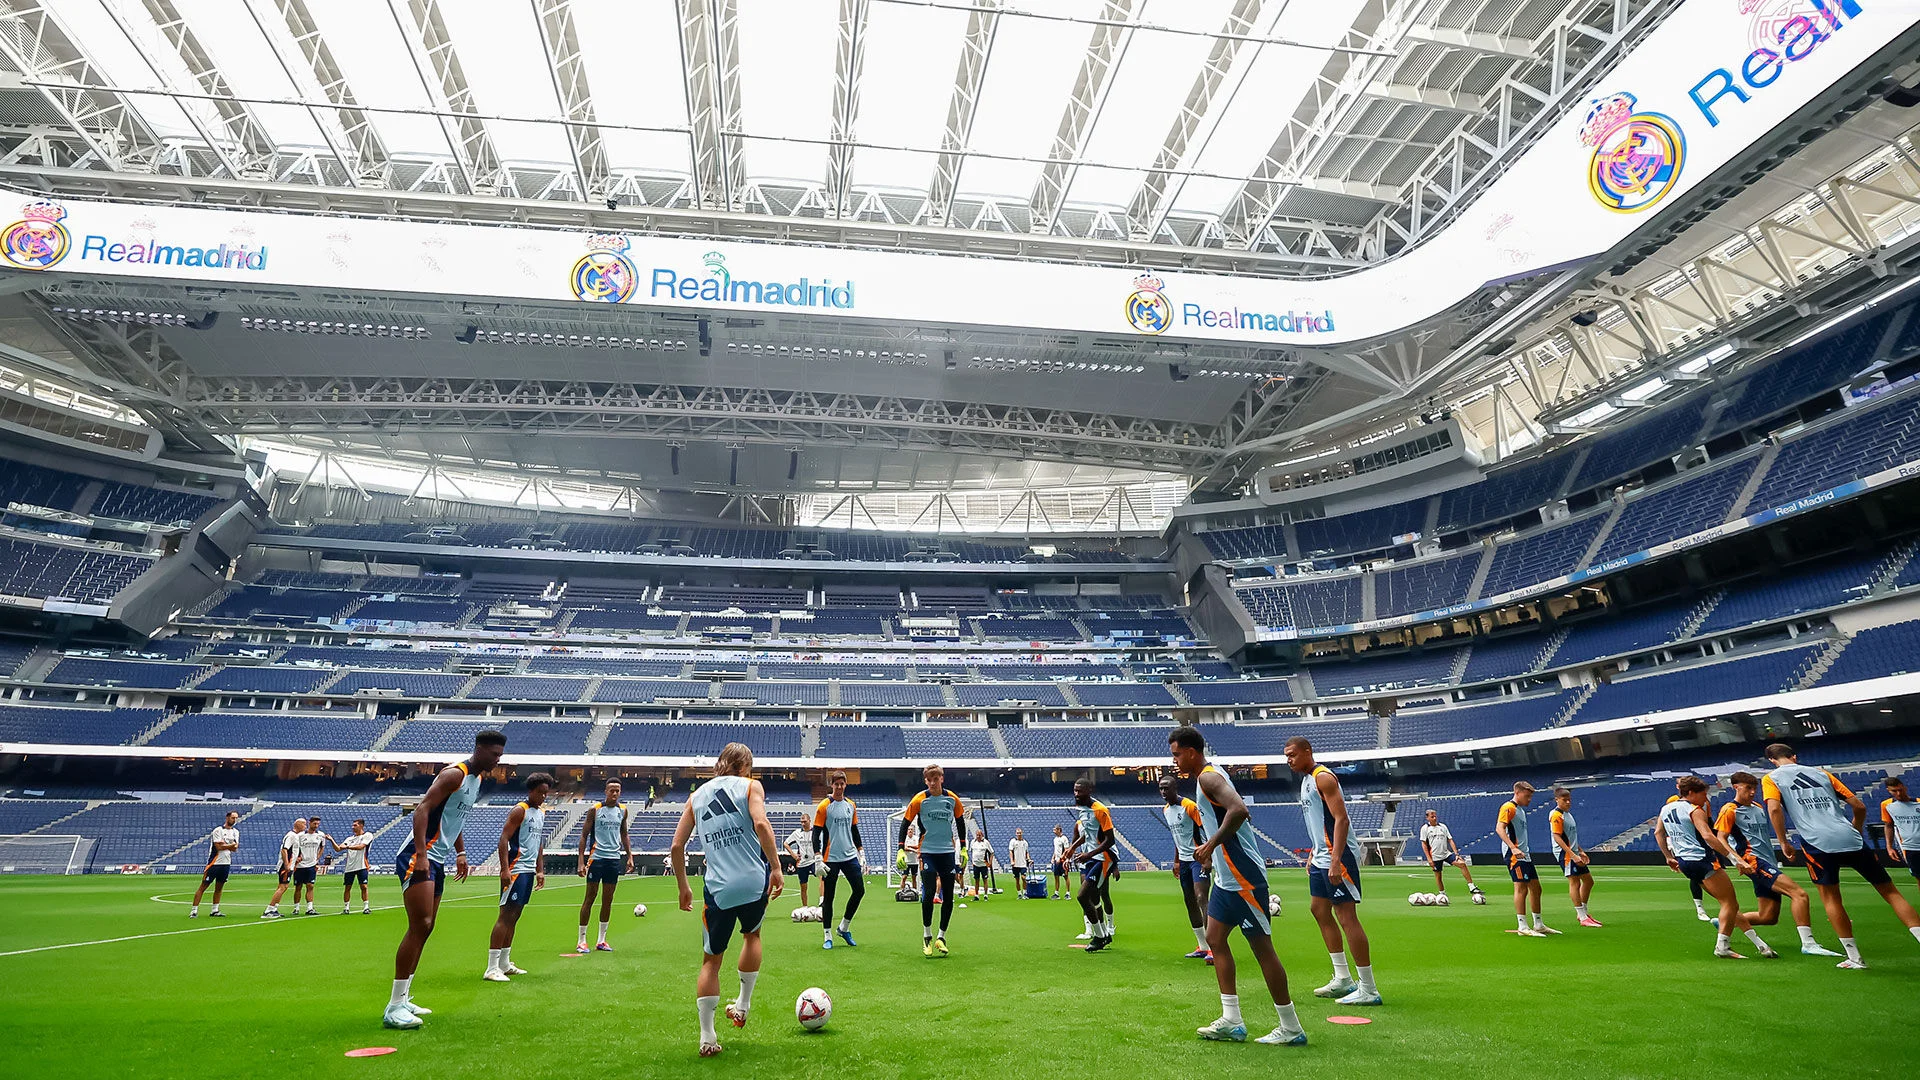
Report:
1170,726,1306,1049
384,729,506,1030
1286,736,1378,1007
900,763,968,957
576,779,633,953
1497,782,1555,936
1882,776,1920,881
1656,775,1776,959
672,743,783,1058
812,769,865,948
1715,771,1841,958
486,773,553,983
1160,775,1211,960
1762,744,1920,967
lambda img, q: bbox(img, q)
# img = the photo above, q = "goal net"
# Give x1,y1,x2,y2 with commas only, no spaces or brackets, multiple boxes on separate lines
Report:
0,834,95,874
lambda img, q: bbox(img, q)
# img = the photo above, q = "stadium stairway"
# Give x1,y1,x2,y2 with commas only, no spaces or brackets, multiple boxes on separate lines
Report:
583,717,613,755
1675,591,1724,640
1794,636,1851,689
987,727,1012,759
578,676,603,703
1447,647,1473,685
1574,500,1626,572
1295,668,1318,700
129,711,183,747
800,725,822,757
1111,825,1153,868
1724,443,1782,520
368,716,409,754
310,668,350,695
1531,628,1569,672
1463,543,1495,601
1550,684,1597,727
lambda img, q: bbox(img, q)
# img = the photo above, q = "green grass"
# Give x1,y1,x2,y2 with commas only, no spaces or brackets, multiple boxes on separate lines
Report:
1,866,1916,1078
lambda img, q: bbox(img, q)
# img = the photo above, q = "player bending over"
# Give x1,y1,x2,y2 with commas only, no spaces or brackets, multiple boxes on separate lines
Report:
1050,824,1071,899
1879,776,1920,888
1715,772,1841,957
486,772,553,983
1418,808,1481,902
1550,788,1600,927
1161,775,1211,960
336,819,373,915
812,769,865,949
1657,775,1776,959
1497,783,1557,936
1008,828,1031,899
577,780,633,953
899,763,967,957
1071,779,1118,952
190,810,240,918
261,816,305,919
1286,737,1380,1006
1763,744,1920,967
672,742,783,1058
1170,727,1306,1047
383,729,505,1029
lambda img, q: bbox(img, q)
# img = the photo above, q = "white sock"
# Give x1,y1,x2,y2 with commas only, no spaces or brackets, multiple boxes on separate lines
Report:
924,928,934,942
1355,965,1376,994
486,948,502,973
1219,993,1242,1024
1909,927,1920,945
1575,904,1588,918
1796,924,1818,947
1531,912,1545,929
1716,933,1732,952
1516,913,1528,931
190,905,199,915
1103,918,1113,935
1329,953,1350,981
1744,929,1769,952
1192,926,1208,949
825,926,834,941
937,928,947,940
697,996,719,1044
363,902,371,912
1694,899,1708,913
501,946,512,969
737,970,758,1014
1275,1001,1302,1033
598,921,609,943
211,904,220,914
1842,937,1861,962
839,917,850,932
577,927,588,946
389,978,411,1007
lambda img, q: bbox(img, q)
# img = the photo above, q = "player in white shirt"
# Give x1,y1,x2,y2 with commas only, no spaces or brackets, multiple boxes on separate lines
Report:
191,810,240,917
337,818,374,914
262,817,306,919
1008,829,1031,898
290,817,332,915
1418,808,1482,901
783,822,817,908
1050,825,1071,900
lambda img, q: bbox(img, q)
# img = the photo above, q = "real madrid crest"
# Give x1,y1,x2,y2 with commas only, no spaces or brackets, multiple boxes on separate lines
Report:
570,233,637,303
1579,92,1686,214
1,200,71,271
1124,273,1171,335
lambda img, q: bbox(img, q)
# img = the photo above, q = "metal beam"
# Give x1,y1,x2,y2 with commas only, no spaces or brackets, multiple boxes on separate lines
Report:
532,0,608,200
1401,23,1532,58
259,0,390,184
824,0,868,218
678,0,744,211
396,0,502,195
137,0,279,177
924,0,1000,228
0,0,165,171
1028,0,1132,236
1127,0,1264,241
1357,80,1483,113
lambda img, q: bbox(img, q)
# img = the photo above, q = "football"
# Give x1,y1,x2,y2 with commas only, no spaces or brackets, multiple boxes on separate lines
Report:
1436,893,1450,906
796,987,832,1031
632,903,647,917
1472,892,1488,905
1266,894,1283,917
1408,892,1422,906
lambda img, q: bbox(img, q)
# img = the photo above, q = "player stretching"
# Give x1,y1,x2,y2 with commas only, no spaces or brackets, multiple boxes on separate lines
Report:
1715,771,1842,957
1418,809,1481,902
1285,737,1379,1006
486,773,553,982
1667,786,1715,922
1050,824,1071,899
337,819,373,915
1656,776,1776,959
190,810,240,918
899,763,967,957
1550,788,1600,927
672,742,783,1058
1161,775,1211,959
1071,778,1118,952
1497,783,1556,936
1763,744,1920,967
383,729,505,1029
1009,828,1031,898
1880,776,1920,887
1170,727,1306,1047
262,816,305,919
576,780,633,953
812,769,864,949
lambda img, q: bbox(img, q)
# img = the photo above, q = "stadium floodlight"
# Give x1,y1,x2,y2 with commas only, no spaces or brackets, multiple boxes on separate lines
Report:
0,834,94,874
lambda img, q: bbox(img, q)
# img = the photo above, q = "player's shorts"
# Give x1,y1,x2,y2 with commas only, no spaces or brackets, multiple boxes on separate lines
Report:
701,892,768,956
794,861,814,883
1011,864,1029,879
291,866,317,886
1176,858,1208,891
1051,859,1065,876
342,868,369,889
970,866,990,883
1905,852,1920,878
919,851,958,877
1799,842,1892,887
1307,851,1362,904
1559,853,1590,878
826,858,862,880
397,852,447,896
586,857,623,885
1742,859,1783,900
1081,855,1115,887
499,871,536,907
1429,851,1456,870
1677,856,1718,884
1507,857,1538,884
200,864,230,886
276,868,291,885
1207,884,1271,939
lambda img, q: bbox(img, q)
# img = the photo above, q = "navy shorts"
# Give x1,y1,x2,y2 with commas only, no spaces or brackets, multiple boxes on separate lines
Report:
1559,853,1590,878
200,864,229,886
1081,856,1115,888
341,868,369,889
1800,843,1891,887
586,857,623,885
1906,852,1920,879
499,871,536,908
920,851,958,877
794,862,814,883
1677,857,1717,884
1744,860,1783,900
1307,851,1362,904
291,866,317,886
1429,851,1455,871
1176,859,1208,891
1508,857,1538,884
826,858,862,881
397,852,446,896
701,892,768,956
1207,884,1271,939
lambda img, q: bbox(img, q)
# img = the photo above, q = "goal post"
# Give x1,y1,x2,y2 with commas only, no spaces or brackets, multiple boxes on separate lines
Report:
0,834,95,874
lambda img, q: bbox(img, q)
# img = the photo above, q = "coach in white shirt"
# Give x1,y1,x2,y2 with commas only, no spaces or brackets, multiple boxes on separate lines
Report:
191,810,240,918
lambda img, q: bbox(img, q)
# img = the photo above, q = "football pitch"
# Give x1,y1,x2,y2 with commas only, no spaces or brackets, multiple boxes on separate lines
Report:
1,866,1914,1079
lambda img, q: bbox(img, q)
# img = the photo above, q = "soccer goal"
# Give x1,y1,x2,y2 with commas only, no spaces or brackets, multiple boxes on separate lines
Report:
0,834,95,874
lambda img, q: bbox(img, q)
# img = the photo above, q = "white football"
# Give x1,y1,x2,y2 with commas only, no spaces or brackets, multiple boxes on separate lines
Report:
1436,893,1450,906
1266,894,1282,917
632,903,647,917
796,986,832,1031
1407,892,1421,906
1471,891,1487,905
